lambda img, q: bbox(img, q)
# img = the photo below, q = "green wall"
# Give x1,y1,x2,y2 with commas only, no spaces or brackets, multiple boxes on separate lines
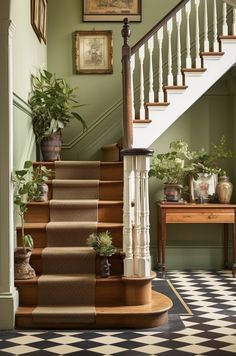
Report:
149,70,236,270
11,0,47,168
47,0,179,160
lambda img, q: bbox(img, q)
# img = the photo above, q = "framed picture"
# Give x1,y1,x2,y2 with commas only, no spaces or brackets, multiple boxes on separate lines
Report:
189,173,218,203
74,31,113,74
31,0,41,42
83,0,142,22
39,0,48,44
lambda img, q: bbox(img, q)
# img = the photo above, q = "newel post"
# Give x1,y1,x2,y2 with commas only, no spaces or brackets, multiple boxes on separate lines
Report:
121,18,133,149
122,148,153,277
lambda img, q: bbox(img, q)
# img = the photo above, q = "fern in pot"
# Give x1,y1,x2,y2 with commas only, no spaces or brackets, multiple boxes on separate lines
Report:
28,69,87,161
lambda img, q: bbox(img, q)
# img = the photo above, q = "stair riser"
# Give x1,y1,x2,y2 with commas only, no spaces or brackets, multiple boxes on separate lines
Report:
33,162,123,181
30,253,124,276
25,203,123,223
17,226,123,248
48,181,123,201
15,278,153,308
16,280,125,307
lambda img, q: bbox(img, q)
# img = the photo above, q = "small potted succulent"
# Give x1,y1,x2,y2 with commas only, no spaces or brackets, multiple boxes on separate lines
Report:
13,161,51,279
87,231,117,277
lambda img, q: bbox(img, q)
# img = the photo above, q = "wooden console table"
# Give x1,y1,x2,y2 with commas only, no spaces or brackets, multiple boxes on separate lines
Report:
156,203,236,277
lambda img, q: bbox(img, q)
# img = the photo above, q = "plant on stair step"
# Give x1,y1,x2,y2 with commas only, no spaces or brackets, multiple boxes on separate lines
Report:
13,160,52,279
87,231,117,277
28,69,87,161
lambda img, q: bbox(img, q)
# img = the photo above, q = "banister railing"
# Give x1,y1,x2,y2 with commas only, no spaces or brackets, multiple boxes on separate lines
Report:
131,0,190,55
121,0,236,142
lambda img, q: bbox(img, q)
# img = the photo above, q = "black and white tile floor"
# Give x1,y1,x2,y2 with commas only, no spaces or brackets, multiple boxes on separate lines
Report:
0,270,235,355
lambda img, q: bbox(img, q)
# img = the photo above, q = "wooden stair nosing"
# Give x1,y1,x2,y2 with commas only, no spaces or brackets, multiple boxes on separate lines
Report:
15,291,172,329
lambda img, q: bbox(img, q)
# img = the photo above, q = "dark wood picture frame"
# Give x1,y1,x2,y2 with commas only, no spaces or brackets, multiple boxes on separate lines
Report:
83,0,141,22
74,30,113,74
31,0,41,42
39,0,48,44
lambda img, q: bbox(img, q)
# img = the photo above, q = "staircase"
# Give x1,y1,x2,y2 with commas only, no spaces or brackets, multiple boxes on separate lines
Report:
15,161,172,329
122,0,236,148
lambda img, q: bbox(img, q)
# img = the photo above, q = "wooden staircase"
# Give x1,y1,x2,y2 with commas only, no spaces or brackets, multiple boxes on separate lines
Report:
15,161,172,329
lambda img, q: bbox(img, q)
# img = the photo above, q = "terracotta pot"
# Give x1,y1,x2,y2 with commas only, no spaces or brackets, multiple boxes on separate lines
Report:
14,247,36,280
40,132,61,161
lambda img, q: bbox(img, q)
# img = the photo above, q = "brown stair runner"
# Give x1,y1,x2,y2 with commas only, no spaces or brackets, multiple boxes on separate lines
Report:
32,162,100,325
46,221,97,247
55,161,100,179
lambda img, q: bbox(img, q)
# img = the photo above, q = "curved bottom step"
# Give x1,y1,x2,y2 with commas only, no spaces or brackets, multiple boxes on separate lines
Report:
15,291,172,329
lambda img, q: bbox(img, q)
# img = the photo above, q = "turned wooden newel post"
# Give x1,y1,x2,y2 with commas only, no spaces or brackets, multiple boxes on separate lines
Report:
121,18,133,149
122,148,153,277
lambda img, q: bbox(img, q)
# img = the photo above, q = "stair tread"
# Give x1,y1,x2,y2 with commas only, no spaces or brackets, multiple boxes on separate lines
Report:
18,222,123,229
16,291,172,316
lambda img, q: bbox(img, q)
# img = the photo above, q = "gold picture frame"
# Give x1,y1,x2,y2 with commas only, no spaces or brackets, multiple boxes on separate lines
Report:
39,0,48,44
31,0,41,42
74,31,113,74
83,0,141,22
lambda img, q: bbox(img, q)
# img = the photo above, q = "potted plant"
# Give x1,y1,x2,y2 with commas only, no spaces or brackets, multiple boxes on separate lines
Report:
28,69,87,161
150,140,192,202
87,231,117,277
150,136,235,203
13,161,51,279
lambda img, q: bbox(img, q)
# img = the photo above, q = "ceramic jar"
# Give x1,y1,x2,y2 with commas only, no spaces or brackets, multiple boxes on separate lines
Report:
216,176,233,204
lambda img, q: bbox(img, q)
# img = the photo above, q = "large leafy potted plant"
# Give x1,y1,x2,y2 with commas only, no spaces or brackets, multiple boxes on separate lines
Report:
28,69,87,161
13,161,51,279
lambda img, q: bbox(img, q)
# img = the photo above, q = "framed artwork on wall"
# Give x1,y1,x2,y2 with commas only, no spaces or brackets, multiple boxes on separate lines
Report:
31,0,41,42
83,0,142,22
39,0,48,44
74,31,113,74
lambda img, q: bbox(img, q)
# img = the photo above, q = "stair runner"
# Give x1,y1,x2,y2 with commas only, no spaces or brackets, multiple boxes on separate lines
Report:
32,161,101,325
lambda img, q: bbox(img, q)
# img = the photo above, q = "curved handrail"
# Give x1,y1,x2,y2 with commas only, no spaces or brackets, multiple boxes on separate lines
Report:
131,0,190,55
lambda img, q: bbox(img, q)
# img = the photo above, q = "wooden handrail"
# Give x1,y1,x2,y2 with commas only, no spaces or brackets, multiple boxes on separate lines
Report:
131,0,190,55
121,18,133,149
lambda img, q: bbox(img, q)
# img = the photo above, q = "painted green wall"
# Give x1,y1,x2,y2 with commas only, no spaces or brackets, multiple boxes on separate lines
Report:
47,1,236,270
149,70,236,270
47,0,179,160
11,0,47,168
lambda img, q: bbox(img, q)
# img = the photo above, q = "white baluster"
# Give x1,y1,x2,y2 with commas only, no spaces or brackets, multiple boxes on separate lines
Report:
232,7,236,35
123,155,134,277
222,2,228,36
204,0,209,52
213,0,219,52
137,155,151,277
167,18,173,86
185,2,192,68
133,157,141,275
195,0,201,68
139,45,145,119
176,10,183,85
148,37,154,102
157,28,164,101
130,54,135,120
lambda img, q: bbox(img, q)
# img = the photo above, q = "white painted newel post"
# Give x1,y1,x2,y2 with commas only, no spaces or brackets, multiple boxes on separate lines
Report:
122,149,153,278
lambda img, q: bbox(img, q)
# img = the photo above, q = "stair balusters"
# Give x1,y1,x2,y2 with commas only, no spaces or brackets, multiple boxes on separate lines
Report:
204,0,209,52
185,2,192,67
167,19,174,86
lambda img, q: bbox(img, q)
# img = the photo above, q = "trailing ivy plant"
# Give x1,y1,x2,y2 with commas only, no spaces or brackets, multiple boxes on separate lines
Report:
13,161,52,250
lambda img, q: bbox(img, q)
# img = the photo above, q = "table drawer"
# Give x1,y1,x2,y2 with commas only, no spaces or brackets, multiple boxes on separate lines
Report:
166,212,234,223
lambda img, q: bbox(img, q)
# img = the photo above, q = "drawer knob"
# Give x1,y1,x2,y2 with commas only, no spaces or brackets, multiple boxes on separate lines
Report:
208,214,217,219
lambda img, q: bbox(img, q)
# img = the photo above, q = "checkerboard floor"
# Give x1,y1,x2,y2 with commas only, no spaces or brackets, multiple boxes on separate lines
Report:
0,270,235,355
